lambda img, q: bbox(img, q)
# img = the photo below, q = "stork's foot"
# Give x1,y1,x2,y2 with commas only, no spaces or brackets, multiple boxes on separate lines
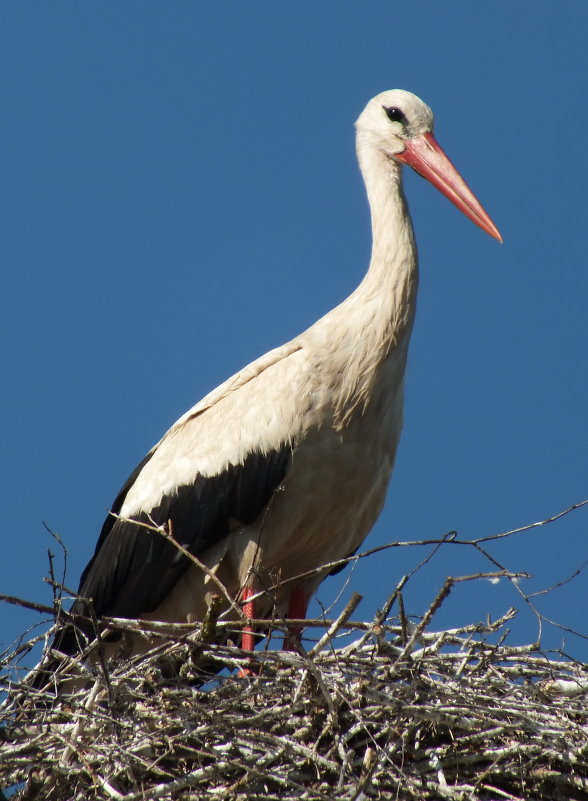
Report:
236,632,260,676
282,629,302,652
283,587,309,651
237,663,259,678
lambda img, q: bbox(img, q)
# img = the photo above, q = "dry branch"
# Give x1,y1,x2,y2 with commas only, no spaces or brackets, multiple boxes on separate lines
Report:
2,500,588,800
2,583,588,800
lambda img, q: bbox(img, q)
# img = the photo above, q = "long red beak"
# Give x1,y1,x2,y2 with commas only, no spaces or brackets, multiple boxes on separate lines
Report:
396,132,502,242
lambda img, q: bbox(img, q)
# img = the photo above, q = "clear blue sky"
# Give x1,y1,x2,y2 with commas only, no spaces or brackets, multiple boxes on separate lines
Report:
1,3,587,665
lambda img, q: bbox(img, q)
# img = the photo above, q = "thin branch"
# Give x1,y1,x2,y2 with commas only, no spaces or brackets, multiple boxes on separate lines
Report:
112,513,245,620
308,592,362,656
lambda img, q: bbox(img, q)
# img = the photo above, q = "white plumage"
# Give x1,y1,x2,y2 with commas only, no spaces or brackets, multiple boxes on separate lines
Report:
55,89,500,661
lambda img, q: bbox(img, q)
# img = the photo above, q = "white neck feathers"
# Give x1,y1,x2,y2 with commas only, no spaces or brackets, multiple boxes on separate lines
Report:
308,139,419,428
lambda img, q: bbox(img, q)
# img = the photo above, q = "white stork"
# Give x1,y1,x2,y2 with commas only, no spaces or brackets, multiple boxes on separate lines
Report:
55,90,500,662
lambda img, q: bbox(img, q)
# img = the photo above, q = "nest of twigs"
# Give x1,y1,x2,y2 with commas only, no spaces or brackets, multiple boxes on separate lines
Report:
2,573,588,801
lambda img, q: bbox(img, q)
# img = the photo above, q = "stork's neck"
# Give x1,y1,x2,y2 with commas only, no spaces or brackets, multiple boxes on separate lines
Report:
309,144,419,430
353,142,419,344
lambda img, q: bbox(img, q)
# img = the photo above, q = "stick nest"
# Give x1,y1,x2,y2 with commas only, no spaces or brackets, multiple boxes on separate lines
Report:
2,592,588,801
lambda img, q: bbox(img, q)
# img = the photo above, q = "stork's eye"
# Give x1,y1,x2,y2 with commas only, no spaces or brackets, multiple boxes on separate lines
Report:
383,106,407,124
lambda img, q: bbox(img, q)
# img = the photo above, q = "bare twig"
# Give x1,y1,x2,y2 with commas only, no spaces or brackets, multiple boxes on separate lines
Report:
308,591,362,656
2,500,588,800
3,576,587,801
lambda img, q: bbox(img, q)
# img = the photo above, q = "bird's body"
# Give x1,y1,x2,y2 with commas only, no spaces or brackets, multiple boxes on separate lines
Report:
54,90,500,663
75,262,414,647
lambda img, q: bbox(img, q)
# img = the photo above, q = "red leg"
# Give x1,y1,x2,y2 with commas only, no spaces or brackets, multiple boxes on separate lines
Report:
238,585,258,677
283,588,309,651
241,585,256,652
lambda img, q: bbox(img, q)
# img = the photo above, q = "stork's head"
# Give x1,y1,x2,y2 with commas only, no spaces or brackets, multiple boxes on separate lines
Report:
356,89,434,154
356,89,501,241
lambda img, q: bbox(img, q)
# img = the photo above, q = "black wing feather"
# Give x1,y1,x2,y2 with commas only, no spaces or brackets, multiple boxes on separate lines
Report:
55,447,291,654
77,449,156,591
